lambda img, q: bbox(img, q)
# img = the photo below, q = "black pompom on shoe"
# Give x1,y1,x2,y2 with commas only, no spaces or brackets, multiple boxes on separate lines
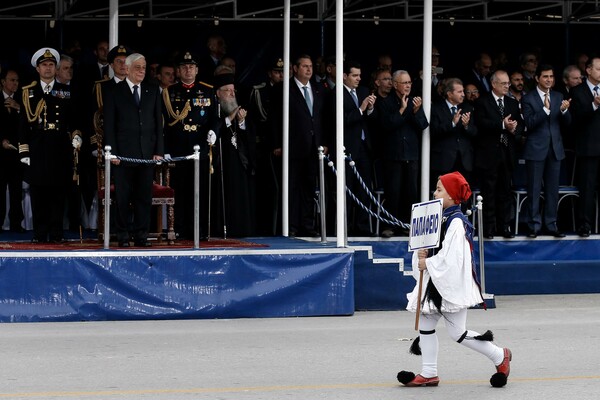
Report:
490,372,508,387
397,370,416,385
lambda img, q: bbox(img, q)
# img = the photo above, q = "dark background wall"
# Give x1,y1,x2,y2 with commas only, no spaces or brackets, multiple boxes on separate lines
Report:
0,18,595,85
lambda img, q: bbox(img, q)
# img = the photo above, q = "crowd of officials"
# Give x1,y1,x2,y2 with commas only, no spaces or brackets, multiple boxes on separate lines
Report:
0,35,598,242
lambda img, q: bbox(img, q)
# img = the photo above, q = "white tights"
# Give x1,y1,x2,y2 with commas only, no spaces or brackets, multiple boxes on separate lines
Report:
418,309,504,378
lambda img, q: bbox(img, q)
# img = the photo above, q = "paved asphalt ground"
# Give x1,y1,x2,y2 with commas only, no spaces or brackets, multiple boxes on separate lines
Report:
0,294,598,400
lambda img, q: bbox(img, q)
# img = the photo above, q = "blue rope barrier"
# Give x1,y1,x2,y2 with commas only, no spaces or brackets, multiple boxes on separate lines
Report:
323,154,410,230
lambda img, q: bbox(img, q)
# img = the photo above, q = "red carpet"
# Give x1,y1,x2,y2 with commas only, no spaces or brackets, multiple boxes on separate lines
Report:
0,238,268,251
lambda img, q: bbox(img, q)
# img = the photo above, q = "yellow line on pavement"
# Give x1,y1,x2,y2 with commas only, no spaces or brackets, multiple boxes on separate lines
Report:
1,376,599,398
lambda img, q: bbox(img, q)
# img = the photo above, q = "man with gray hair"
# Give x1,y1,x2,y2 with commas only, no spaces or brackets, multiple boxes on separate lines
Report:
429,77,477,192
103,53,164,247
379,70,429,238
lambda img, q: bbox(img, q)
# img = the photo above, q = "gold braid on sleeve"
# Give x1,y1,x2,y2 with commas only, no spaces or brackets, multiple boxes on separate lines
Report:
163,87,191,127
21,82,45,123
95,81,104,109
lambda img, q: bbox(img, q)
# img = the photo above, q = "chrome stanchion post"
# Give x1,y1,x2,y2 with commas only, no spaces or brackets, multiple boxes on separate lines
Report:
476,194,495,308
318,146,327,244
193,145,200,249
477,195,485,293
103,146,113,250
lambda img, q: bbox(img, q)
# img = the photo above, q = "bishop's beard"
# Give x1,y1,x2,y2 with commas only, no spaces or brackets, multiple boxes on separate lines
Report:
219,96,239,117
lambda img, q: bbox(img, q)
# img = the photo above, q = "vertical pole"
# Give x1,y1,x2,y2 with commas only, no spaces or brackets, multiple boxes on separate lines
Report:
193,145,200,249
318,146,327,244
335,0,346,247
420,0,433,202
282,0,290,237
477,195,486,294
103,146,112,250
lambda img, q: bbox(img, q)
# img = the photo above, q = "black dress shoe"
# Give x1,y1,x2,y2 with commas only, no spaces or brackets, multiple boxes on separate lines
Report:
134,241,152,247
577,225,591,238
305,229,320,237
483,233,494,239
527,231,538,239
546,230,566,238
118,241,130,248
502,230,515,239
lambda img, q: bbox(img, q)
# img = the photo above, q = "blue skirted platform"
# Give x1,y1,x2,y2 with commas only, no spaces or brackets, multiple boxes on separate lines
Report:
0,234,598,321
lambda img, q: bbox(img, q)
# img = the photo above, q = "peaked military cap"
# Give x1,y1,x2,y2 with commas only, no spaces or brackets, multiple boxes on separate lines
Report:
31,47,60,67
271,57,284,72
107,45,132,63
177,51,198,66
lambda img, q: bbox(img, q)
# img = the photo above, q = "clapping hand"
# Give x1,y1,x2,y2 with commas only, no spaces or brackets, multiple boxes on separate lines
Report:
504,114,518,134
412,96,423,113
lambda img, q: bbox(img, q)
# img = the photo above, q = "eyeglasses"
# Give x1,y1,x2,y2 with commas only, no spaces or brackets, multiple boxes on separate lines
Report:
395,81,412,85
526,58,537,63
496,82,510,86
465,90,479,94
218,88,237,94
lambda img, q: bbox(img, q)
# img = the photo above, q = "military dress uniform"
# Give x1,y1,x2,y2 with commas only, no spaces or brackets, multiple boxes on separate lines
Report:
19,48,82,242
163,68,217,239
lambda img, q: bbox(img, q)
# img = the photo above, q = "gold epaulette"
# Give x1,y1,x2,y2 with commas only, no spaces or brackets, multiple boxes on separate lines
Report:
198,81,213,89
94,81,105,108
19,143,29,154
21,81,45,123
95,77,111,84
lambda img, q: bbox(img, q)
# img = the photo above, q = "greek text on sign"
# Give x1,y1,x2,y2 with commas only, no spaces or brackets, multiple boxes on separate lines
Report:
408,198,443,252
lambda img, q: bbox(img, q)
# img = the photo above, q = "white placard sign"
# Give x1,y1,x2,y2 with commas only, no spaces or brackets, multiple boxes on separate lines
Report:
408,198,443,252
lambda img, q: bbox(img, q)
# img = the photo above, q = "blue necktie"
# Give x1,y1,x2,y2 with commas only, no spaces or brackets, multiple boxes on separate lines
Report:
451,106,457,115
350,88,359,107
302,86,312,116
351,89,365,140
133,85,140,107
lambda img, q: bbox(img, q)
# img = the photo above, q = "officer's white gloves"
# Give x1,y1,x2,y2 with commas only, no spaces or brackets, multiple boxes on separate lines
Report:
72,135,83,149
207,130,217,146
21,157,30,166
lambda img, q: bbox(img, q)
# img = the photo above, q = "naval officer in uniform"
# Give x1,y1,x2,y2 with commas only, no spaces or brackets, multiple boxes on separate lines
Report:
19,47,83,243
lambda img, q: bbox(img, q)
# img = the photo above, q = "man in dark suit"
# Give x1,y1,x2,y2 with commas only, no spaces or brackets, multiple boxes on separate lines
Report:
429,77,477,191
0,69,25,233
473,70,525,239
271,54,328,237
332,59,377,236
521,64,571,238
569,56,600,237
103,53,164,247
464,52,493,94
378,70,429,238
